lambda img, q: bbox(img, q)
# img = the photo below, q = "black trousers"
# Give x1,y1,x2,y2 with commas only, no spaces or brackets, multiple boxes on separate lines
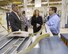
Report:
52,33,58,36
25,26,28,32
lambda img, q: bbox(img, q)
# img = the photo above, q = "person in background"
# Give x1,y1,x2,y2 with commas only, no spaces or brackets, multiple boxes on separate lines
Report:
20,11,29,31
31,9,43,33
46,7,60,35
8,4,21,32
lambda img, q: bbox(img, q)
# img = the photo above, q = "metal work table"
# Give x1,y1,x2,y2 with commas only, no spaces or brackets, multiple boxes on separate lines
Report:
0,25,68,54
61,34,68,46
0,33,32,54
28,36,68,54
61,34,68,40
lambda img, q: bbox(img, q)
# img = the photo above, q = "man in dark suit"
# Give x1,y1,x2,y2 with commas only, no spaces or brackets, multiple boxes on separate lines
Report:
8,4,21,32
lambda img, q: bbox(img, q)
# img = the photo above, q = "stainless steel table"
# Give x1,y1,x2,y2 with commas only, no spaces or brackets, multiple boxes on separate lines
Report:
28,36,68,54
61,34,68,46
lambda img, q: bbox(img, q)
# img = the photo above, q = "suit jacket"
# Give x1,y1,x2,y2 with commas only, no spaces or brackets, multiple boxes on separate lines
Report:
9,11,21,32
20,15,29,31
31,16,43,33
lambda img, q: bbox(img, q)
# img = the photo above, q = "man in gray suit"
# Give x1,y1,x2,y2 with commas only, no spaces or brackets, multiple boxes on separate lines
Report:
9,4,21,32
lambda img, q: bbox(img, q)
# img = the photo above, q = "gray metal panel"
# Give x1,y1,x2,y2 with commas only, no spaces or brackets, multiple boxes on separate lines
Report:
28,36,68,54
17,37,32,52
27,48,39,54
61,34,68,40
0,38,18,54
0,36,31,54
4,38,26,54
0,38,13,49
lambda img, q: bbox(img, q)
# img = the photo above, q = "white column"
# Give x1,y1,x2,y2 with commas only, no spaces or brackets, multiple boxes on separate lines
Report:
35,0,41,7
61,0,67,28
47,0,49,8
47,0,49,15
23,0,28,15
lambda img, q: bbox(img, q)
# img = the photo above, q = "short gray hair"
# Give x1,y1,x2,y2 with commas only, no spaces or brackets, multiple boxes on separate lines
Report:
12,4,17,8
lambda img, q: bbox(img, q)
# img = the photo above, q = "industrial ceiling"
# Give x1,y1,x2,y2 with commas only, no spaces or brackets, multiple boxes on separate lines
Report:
0,0,61,6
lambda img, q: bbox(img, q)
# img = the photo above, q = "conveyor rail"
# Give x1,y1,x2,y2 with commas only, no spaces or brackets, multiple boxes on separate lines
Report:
4,38,26,54
0,35,32,54
0,38,13,50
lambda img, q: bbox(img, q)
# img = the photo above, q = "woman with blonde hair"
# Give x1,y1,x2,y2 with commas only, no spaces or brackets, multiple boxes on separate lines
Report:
31,9,43,33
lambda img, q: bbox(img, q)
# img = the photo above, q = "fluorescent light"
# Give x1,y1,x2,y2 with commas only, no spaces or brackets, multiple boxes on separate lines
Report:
35,0,41,7
13,2,22,4
0,0,3,1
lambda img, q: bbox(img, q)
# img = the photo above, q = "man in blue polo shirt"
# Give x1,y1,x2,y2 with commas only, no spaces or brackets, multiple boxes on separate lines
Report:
46,7,60,35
